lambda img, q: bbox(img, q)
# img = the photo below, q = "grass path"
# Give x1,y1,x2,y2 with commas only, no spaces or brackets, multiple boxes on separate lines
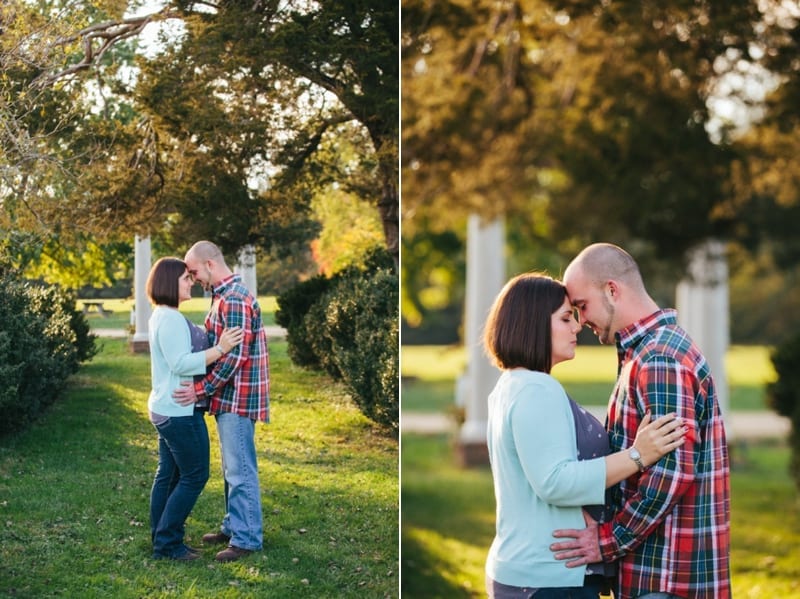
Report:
0,338,398,598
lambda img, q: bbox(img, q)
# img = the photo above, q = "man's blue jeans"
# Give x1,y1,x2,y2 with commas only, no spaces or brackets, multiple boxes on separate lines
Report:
215,412,263,551
150,410,210,558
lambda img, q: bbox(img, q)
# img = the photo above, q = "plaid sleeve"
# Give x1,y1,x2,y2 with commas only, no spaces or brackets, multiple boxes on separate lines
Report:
193,296,250,398
599,357,697,561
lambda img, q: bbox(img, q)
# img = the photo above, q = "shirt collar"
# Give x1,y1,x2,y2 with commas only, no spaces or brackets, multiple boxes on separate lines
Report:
615,308,677,352
212,273,242,297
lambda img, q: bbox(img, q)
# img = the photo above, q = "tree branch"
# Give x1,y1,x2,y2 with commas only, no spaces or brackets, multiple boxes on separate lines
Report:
32,9,181,88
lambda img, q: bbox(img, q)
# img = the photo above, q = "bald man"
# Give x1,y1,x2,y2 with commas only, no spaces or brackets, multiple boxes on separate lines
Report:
550,243,730,599
174,241,270,562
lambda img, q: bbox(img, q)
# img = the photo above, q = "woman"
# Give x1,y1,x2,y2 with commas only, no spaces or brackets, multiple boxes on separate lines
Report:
483,273,686,598
146,257,243,561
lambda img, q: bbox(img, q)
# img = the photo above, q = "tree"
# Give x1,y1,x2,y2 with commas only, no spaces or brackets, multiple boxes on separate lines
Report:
2,1,398,279
0,1,151,285
129,1,398,261
401,0,800,269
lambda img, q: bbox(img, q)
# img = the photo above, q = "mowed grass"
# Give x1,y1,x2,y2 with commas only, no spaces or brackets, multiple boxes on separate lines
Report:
401,344,777,412
401,434,800,598
0,337,398,598
77,296,279,329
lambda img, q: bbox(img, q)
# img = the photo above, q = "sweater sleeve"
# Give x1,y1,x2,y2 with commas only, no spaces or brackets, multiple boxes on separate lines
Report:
155,311,208,376
510,378,607,507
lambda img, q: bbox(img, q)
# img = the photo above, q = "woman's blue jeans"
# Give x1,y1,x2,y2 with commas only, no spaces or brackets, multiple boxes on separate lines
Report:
215,412,263,551
150,410,210,558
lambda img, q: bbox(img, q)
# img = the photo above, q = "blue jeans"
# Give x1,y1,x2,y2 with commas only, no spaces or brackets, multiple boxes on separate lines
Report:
215,412,263,551
150,411,210,558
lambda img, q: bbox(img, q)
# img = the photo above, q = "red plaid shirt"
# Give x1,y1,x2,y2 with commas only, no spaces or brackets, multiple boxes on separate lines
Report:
598,309,730,599
193,274,270,423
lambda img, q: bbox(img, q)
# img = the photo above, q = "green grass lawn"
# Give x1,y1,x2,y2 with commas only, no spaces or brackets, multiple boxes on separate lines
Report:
401,344,777,412
0,337,398,598
401,433,800,598
78,296,279,329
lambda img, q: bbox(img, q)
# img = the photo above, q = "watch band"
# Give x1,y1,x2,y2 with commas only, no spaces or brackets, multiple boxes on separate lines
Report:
630,448,645,472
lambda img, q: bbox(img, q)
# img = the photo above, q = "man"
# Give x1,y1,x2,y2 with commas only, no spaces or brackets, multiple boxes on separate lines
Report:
550,243,730,599
174,241,270,563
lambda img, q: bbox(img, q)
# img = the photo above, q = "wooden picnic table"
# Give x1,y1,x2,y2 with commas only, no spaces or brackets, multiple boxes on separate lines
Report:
82,301,112,317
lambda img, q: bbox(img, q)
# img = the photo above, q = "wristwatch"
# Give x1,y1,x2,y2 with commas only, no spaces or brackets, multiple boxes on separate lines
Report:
629,447,646,472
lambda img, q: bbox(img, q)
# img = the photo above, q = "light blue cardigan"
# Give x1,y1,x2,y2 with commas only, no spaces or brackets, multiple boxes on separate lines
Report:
147,306,208,417
486,369,607,588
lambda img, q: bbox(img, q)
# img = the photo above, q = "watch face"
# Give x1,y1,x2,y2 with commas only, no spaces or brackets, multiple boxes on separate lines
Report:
630,447,641,459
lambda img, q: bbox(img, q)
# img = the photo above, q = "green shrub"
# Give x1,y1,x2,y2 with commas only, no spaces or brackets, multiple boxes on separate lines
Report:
767,331,800,488
0,269,98,436
327,268,398,433
305,294,343,379
276,248,398,433
275,275,333,368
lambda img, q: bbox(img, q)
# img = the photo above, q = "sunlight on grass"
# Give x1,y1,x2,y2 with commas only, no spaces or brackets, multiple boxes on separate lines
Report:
0,337,398,598
403,526,485,597
401,345,467,382
401,432,800,599
402,344,776,386
402,345,774,411
78,296,279,328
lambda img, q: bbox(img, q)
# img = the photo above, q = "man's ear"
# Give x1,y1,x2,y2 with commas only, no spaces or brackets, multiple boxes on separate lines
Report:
606,280,619,300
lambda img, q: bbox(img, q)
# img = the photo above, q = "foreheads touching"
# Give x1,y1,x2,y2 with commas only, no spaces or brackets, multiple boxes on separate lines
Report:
564,243,644,301
185,240,223,265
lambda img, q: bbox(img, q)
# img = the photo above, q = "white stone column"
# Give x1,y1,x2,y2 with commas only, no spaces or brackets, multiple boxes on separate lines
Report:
457,215,505,465
131,235,152,353
676,239,730,437
234,244,258,295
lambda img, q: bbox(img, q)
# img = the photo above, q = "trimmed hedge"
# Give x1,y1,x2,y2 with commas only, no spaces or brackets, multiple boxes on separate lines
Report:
768,331,800,489
276,249,398,434
0,267,98,436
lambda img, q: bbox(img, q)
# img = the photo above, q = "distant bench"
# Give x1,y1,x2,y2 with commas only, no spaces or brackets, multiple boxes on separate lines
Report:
82,301,111,318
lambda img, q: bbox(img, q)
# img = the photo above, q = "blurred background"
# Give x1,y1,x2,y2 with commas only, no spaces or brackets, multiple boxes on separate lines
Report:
401,1,800,597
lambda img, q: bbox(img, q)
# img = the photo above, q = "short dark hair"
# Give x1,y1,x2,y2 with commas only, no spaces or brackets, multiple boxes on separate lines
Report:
483,273,567,373
146,257,187,308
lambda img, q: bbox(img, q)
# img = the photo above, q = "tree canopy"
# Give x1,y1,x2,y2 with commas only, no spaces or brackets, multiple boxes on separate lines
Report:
402,0,800,269
1,0,398,284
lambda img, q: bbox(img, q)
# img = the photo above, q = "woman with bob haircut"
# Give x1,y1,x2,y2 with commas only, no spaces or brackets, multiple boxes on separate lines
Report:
146,257,243,561
483,272,687,598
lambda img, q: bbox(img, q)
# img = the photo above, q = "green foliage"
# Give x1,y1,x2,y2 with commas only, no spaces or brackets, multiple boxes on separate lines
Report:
325,268,399,432
401,0,800,271
0,267,97,436
767,332,800,489
277,248,398,433
311,184,385,276
131,1,398,258
275,275,335,369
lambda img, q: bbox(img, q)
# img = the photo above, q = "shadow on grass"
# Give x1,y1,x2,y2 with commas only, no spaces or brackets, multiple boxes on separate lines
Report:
0,337,400,598
401,433,495,598
0,340,156,596
402,529,478,599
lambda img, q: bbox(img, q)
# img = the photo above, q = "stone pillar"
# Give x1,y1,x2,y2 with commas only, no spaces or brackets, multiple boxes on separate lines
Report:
456,215,505,466
130,235,152,353
675,239,730,437
234,244,258,295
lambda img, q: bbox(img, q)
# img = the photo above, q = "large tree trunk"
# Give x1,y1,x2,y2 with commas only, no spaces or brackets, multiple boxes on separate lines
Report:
379,172,399,268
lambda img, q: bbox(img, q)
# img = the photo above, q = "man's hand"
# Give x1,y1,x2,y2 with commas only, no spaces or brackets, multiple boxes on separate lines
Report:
550,510,602,567
173,381,199,406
